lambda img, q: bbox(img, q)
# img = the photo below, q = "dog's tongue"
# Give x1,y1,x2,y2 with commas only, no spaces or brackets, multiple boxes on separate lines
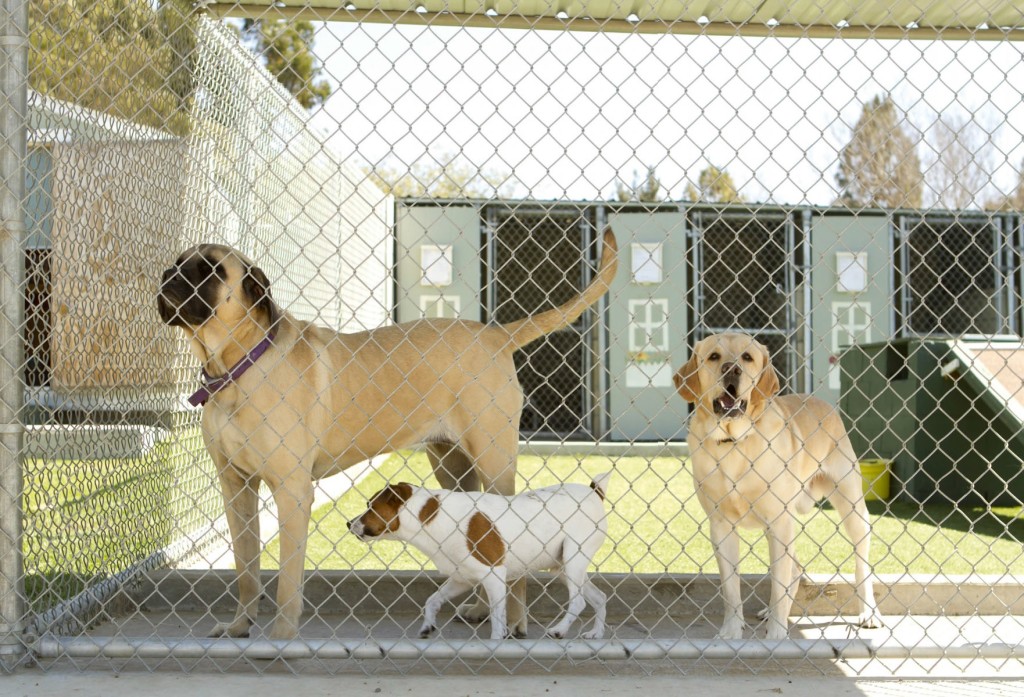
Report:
719,394,737,409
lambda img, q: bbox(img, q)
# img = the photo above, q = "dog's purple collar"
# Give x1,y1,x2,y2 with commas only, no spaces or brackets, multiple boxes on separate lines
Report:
188,334,275,407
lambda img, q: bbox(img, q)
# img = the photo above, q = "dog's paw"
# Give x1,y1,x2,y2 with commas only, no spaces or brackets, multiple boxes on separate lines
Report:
546,627,567,640
418,625,437,639
718,618,745,641
857,609,884,629
209,618,253,639
764,623,790,641
509,617,528,639
267,622,300,641
756,606,770,621
455,600,489,625
581,629,604,640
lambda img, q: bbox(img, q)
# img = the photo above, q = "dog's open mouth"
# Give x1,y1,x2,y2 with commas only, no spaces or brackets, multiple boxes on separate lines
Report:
713,384,747,418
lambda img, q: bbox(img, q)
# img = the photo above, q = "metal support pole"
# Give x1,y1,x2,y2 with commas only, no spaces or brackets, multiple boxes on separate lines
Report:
0,0,27,672
31,634,1024,663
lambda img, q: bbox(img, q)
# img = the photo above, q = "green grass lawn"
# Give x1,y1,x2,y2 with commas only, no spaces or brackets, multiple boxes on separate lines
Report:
264,451,1024,577
22,427,221,610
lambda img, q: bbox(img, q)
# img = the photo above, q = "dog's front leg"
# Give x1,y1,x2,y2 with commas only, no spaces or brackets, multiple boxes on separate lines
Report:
709,515,744,640
479,568,510,641
419,577,474,638
211,466,262,638
267,472,314,640
765,518,799,640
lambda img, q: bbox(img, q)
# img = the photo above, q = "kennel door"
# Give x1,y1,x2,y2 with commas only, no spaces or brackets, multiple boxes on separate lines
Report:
691,210,803,392
484,205,599,440
896,214,1013,337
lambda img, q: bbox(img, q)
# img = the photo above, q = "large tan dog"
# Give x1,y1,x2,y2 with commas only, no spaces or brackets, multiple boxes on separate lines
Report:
157,229,617,640
674,332,882,640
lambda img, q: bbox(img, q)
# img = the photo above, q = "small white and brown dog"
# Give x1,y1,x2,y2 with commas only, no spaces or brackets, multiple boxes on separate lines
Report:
349,472,612,641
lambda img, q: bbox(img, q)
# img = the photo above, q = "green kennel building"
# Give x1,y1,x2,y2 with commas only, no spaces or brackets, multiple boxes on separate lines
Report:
394,199,1020,443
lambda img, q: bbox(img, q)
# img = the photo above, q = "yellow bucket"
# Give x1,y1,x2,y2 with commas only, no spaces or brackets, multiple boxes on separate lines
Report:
859,459,891,502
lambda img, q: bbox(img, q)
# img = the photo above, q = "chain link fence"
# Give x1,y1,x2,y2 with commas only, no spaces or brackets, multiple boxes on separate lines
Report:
2,0,1024,676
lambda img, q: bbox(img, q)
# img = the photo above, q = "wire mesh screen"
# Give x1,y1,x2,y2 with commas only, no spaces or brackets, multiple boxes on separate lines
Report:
899,215,1008,337
488,207,598,438
694,213,800,391
2,0,1024,678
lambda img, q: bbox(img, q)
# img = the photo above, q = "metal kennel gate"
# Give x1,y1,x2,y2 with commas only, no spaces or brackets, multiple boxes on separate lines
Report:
895,214,1018,338
484,205,604,440
690,211,808,393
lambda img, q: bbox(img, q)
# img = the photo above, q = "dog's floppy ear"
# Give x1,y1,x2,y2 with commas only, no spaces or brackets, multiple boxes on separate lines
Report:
388,482,414,502
673,353,702,404
375,482,413,509
748,344,781,416
242,263,280,326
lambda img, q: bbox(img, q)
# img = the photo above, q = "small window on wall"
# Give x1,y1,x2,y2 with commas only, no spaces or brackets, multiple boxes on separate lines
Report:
420,295,461,319
631,242,663,284
420,245,453,287
836,252,868,293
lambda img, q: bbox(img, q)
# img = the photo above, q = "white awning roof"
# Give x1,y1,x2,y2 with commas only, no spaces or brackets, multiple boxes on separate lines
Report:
204,0,1024,40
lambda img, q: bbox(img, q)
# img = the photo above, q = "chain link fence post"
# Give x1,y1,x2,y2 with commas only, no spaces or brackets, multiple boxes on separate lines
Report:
0,0,27,672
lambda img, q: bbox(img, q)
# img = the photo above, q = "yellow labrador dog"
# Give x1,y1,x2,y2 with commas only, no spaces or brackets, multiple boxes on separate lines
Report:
674,332,882,640
157,229,617,640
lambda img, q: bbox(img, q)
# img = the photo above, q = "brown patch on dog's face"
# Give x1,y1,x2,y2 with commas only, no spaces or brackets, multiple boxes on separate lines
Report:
352,483,414,539
418,495,441,526
158,245,227,328
466,511,505,566
158,244,277,331
677,333,779,420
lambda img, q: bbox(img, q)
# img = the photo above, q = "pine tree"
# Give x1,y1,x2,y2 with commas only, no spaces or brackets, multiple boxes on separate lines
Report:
697,165,743,203
835,95,923,209
615,166,663,202
29,0,197,134
243,20,332,110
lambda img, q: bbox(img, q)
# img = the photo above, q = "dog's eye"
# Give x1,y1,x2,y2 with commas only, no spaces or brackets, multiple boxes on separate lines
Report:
708,352,720,361
741,352,753,362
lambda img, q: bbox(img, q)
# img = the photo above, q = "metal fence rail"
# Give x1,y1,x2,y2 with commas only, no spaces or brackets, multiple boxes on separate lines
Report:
2,0,1024,676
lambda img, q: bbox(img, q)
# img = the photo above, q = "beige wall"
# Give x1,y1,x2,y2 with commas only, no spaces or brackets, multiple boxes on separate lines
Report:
49,140,188,390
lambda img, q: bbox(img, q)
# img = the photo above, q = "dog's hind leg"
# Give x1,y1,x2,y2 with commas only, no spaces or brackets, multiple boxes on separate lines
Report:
427,441,481,492
471,431,528,637
828,458,883,629
426,441,495,626
447,431,528,636
579,580,607,640
210,463,262,638
548,541,605,640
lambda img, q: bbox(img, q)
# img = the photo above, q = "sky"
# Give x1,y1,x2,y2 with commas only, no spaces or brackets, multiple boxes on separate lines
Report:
304,21,1024,207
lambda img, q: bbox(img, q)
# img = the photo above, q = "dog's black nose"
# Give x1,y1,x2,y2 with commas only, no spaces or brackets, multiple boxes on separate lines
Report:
721,362,742,377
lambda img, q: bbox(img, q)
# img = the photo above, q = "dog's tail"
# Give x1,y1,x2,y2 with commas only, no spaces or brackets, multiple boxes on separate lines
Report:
501,228,618,350
589,471,613,501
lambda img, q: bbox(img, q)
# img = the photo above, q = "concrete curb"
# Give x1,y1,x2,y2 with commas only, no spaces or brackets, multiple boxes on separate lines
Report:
140,568,1024,618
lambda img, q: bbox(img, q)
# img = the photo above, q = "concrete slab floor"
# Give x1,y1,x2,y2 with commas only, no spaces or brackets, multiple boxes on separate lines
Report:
4,670,1024,697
